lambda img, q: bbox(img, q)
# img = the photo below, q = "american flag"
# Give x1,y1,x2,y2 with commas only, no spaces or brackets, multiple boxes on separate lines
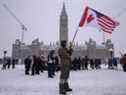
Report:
79,6,119,34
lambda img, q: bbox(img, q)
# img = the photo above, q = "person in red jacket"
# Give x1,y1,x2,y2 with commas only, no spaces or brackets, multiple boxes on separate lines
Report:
120,54,126,72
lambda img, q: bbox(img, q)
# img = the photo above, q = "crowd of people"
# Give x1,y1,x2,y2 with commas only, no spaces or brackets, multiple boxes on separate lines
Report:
1,53,124,74
24,55,45,76
71,56,101,70
1,51,126,75
23,52,125,76
24,52,60,77
1,57,17,70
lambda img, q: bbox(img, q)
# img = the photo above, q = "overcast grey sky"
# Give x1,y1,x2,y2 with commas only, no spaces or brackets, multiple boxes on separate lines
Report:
0,0,126,57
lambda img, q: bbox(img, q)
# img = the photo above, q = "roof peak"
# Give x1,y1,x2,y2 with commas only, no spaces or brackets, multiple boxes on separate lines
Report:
61,2,67,16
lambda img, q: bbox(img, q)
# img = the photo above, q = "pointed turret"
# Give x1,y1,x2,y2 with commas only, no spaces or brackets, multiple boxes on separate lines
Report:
61,2,67,17
59,2,68,45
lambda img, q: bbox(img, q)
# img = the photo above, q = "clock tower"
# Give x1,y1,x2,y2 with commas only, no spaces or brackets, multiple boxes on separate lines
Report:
59,3,68,45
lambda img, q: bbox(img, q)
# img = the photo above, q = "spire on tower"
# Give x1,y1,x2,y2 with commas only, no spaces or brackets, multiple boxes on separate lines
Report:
59,2,68,45
61,2,67,16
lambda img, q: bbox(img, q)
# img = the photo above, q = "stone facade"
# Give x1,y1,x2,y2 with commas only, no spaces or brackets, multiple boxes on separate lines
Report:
12,38,114,62
71,38,114,60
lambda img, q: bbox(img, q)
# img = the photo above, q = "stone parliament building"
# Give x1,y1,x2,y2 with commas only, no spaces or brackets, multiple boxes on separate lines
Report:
12,3,114,62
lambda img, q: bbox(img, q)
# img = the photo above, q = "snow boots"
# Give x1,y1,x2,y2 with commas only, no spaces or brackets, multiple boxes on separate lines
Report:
123,64,126,72
59,82,72,94
64,82,72,92
59,83,66,94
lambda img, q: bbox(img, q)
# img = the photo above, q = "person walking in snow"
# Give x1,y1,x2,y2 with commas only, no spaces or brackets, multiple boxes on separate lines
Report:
84,56,89,70
58,40,73,94
24,56,32,75
47,50,55,78
31,55,38,75
120,54,126,72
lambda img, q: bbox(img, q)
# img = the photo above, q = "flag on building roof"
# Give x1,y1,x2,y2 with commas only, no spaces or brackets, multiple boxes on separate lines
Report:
79,6,119,34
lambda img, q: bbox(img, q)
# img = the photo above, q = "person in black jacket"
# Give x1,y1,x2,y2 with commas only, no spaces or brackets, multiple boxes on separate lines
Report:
55,56,60,71
84,56,89,70
24,56,32,75
6,57,11,69
47,50,55,78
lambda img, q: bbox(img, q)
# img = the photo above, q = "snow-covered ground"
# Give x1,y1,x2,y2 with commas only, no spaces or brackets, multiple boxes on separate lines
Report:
0,65,126,95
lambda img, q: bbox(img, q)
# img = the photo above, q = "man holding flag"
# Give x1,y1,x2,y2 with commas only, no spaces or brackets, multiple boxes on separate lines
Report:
58,41,73,94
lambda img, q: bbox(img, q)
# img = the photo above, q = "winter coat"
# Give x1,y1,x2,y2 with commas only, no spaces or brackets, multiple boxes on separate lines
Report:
58,47,73,79
58,47,71,65
120,56,126,64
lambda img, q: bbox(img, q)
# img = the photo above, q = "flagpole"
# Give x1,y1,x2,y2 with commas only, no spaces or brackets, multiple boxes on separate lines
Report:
103,31,105,44
72,26,79,44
